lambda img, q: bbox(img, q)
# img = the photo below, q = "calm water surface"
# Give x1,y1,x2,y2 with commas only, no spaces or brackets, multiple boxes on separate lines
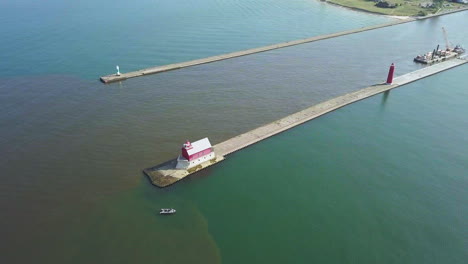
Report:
0,0,391,79
0,0,467,263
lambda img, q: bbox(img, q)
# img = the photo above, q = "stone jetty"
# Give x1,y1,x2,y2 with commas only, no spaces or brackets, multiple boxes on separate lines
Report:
144,58,467,187
101,9,467,83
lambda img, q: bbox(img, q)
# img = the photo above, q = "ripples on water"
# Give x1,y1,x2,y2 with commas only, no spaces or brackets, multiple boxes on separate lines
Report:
0,0,391,79
0,0,467,263
191,66,468,263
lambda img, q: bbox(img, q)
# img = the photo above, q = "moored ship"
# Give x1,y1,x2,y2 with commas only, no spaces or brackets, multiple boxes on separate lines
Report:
413,45,464,64
414,27,465,64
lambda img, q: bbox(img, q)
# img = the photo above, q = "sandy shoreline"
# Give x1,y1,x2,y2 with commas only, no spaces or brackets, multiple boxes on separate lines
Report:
386,15,411,20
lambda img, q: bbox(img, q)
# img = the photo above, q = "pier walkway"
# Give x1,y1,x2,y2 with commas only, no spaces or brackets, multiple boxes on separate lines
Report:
101,8,467,83
101,19,411,83
144,58,467,187
213,58,467,156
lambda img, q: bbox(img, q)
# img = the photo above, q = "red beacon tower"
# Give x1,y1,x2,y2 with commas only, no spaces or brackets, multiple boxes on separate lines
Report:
176,138,215,169
386,63,395,84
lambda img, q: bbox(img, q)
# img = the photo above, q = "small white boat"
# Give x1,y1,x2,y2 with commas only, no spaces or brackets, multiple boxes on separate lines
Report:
159,208,176,215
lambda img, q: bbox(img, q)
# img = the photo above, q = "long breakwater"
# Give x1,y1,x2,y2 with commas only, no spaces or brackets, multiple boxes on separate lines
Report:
144,58,468,187
101,8,467,83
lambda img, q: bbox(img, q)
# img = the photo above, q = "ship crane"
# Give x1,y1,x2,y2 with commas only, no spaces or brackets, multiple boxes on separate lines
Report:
442,27,452,51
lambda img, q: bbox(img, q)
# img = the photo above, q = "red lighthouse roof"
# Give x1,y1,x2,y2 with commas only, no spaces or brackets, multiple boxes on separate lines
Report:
184,138,212,155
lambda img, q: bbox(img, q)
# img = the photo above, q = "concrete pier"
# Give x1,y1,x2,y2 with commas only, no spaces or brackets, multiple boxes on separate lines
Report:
144,58,467,187
101,21,412,83
144,156,225,187
214,58,467,156
100,8,467,83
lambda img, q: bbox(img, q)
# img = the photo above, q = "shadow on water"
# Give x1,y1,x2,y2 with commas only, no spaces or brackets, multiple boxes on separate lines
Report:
380,90,390,110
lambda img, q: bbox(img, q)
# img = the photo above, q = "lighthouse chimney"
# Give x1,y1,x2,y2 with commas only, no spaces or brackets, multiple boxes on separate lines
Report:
386,63,395,84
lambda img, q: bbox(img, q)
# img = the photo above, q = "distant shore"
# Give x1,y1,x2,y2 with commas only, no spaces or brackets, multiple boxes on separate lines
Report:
100,4,467,83
322,0,411,19
321,0,468,17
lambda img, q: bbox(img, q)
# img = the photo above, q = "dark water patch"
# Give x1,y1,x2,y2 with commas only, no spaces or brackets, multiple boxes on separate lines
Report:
62,186,221,264
1,182,222,263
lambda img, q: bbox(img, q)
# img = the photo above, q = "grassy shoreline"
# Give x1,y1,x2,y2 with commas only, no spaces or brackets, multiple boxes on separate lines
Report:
322,0,467,17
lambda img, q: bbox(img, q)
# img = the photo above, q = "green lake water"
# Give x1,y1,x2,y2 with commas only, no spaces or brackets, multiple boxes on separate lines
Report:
0,0,467,263
31,64,466,264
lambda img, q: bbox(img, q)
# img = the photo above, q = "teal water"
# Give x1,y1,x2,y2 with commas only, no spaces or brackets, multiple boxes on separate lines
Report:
0,0,391,78
33,66,467,264
0,0,467,263
189,67,468,263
